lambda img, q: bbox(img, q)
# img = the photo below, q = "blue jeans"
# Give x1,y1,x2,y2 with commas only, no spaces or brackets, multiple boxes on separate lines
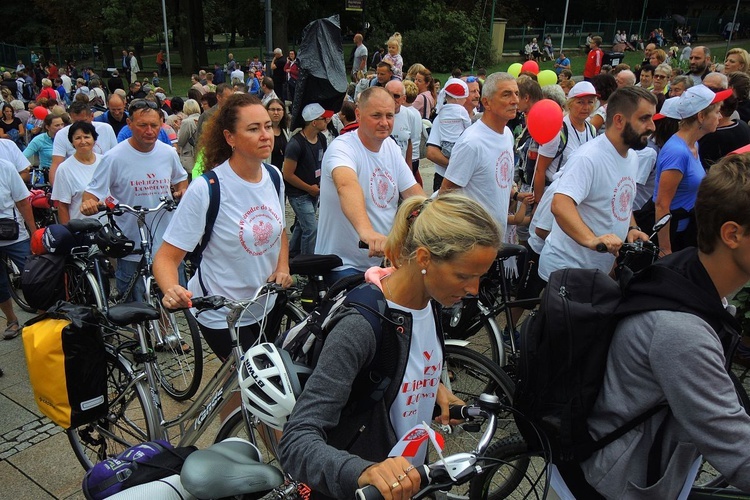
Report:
288,194,318,257
116,258,185,303
0,239,31,303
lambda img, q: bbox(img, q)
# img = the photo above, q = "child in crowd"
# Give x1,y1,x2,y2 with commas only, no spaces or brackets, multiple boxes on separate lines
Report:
433,78,471,158
383,35,404,79
152,71,160,88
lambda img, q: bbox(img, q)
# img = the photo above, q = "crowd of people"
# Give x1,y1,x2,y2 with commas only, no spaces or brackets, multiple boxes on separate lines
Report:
1,32,750,499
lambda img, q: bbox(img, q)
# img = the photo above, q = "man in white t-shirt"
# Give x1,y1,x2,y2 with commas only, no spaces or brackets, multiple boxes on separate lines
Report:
439,72,531,238
50,101,117,183
385,80,421,168
538,86,657,281
0,137,31,182
81,99,188,300
315,87,424,282
351,33,368,82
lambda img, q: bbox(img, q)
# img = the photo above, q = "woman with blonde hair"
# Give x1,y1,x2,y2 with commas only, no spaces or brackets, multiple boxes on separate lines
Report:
177,98,201,175
723,47,750,74
280,193,501,500
405,63,425,82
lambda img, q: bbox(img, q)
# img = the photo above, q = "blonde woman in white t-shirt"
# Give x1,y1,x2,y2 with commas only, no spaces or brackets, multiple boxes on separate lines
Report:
154,93,292,360
279,194,501,500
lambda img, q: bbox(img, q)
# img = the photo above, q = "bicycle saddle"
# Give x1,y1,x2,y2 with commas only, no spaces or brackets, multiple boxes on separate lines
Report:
497,243,526,260
67,218,103,234
181,438,284,498
289,254,343,275
107,303,161,326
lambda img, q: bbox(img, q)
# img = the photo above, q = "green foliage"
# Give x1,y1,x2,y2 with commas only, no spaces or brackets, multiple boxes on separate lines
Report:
402,1,492,73
732,284,750,336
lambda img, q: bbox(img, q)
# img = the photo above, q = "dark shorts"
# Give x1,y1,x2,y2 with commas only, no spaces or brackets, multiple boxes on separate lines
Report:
194,315,261,361
515,242,546,304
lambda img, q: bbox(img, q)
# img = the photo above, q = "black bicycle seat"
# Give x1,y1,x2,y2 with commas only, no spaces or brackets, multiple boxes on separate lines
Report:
497,243,526,260
67,218,103,234
107,303,160,326
181,438,284,498
289,254,343,276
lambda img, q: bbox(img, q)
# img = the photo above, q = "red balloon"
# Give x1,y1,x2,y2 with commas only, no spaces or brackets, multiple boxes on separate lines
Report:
527,99,563,145
33,106,48,120
521,60,540,75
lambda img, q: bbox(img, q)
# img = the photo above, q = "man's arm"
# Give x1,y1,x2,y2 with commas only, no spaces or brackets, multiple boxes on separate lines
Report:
439,177,463,194
172,179,188,199
405,140,413,165
551,193,622,254
282,158,320,196
426,145,449,168
331,166,386,257
15,197,35,235
80,191,101,215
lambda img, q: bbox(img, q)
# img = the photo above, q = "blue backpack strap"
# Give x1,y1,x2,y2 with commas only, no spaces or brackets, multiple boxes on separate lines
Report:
196,170,220,295
263,162,281,196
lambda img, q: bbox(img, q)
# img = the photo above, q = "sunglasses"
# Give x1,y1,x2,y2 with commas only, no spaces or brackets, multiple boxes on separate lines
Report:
129,99,159,112
653,74,668,79
391,93,402,99
466,76,480,83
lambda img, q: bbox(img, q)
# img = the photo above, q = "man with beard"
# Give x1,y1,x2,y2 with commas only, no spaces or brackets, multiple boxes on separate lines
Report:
538,86,656,281
688,46,712,85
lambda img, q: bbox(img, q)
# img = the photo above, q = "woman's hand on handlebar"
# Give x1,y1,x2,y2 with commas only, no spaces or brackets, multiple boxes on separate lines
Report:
357,457,422,500
267,271,293,288
162,285,193,309
435,383,466,425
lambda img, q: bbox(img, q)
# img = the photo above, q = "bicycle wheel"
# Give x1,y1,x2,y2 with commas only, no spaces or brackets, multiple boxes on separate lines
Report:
67,350,156,469
442,298,503,365
694,369,750,488
148,293,203,401
215,409,281,469
64,259,106,310
468,435,551,500
3,254,34,312
429,345,517,499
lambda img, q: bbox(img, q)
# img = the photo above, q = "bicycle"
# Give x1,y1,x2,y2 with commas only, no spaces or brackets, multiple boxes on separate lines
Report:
66,283,306,470
2,252,34,312
355,392,551,500
61,198,204,401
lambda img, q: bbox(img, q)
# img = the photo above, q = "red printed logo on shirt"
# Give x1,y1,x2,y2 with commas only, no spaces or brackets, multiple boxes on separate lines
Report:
239,204,282,256
495,150,513,189
369,167,397,209
611,176,635,222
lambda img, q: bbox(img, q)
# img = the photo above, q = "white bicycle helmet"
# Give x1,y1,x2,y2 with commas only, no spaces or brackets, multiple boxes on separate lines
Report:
239,343,312,430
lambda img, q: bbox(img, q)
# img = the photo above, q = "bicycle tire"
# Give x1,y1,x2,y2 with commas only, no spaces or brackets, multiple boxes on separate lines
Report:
468,435,550,500
443,298,503,365
64,258,106,310
3,254,34,313
430,344,517,499
694,369,750,488
215,410,281,469
67,349,156,470
148,291,204,401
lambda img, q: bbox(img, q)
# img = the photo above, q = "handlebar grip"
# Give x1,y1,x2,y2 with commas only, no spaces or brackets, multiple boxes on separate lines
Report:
354,465,430,500
595,243,607,253
359,241,369,249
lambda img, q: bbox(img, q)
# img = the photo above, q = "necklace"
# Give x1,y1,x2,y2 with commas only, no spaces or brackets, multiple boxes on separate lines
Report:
382,273,395,301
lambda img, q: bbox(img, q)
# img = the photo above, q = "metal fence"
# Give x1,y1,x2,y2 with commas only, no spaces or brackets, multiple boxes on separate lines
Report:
503,15,732,55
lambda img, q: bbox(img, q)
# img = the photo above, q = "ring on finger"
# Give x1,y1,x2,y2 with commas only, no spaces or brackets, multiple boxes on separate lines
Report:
397,474,406,482
391,481,400,490
404,465,415,474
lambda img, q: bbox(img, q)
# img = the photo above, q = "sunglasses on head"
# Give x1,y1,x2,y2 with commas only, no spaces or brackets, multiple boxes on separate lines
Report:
466,76,480,83
129,99,159,112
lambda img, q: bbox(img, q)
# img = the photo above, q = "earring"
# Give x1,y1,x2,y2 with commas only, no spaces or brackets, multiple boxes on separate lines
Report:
421,269,426,275
231,145,236,152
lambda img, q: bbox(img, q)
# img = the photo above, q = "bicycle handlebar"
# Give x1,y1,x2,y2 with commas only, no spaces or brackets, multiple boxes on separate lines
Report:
98,196,178,217
172,283,287,315
354,394,502,500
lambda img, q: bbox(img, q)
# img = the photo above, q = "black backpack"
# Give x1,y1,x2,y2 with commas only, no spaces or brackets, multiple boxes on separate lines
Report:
21,254,67,311
514,268,667,464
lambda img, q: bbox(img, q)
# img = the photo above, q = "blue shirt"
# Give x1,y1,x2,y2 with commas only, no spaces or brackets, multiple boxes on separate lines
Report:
117,124,172,145
555,57,571,74
24,132,54,169
653,134,705,231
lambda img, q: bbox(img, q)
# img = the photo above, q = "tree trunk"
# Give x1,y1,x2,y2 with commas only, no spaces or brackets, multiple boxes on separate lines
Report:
272,0,289,52
178,0,197,73
191,0,208,67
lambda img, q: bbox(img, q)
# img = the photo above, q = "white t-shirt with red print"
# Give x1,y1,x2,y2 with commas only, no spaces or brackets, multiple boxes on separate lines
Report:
86,140,187,262
315,131,416,271
539,134,638,281
387,299,441,465
443,119,514,238
163,160,285,329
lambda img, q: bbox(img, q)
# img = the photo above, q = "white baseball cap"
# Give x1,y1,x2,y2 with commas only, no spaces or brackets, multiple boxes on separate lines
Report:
654,85,732,120
301,103,334,122
443,78,469,99
567,81,599,99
